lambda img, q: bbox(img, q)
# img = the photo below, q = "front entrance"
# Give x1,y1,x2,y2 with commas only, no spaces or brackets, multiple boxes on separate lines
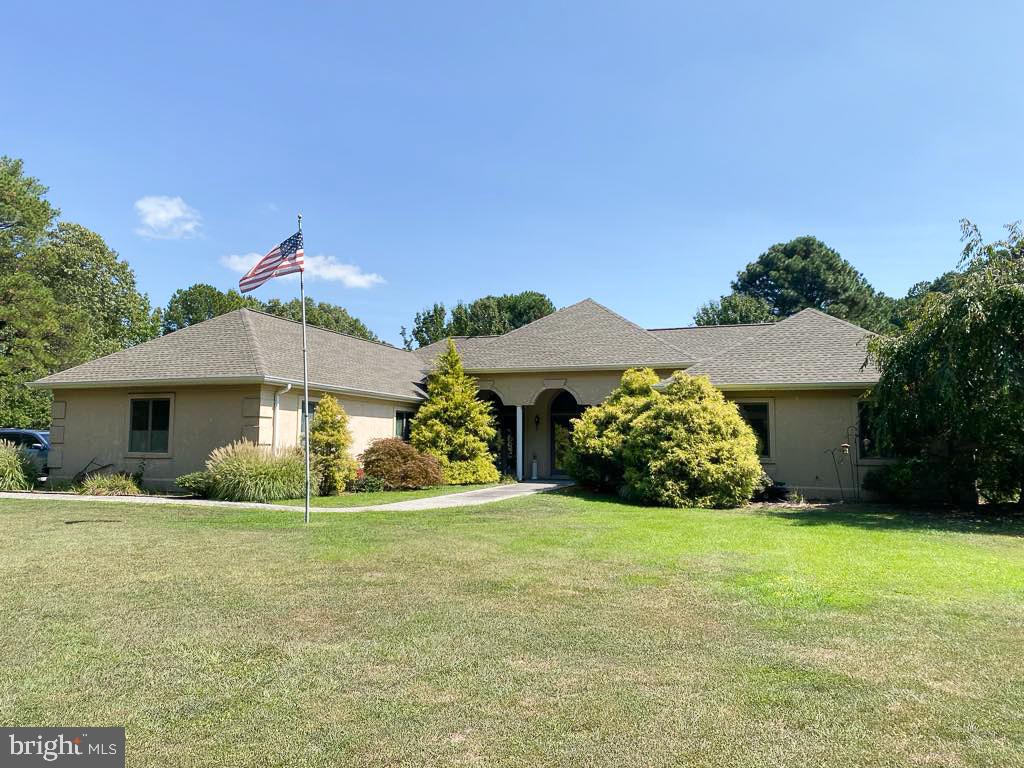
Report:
549,390,584,477
478,390,516,477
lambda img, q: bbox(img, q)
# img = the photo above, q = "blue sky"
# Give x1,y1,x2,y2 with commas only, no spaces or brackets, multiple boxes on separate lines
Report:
5,1,1022,345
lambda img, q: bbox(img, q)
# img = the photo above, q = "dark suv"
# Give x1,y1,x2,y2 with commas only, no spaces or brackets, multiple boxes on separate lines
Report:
0,428,50,471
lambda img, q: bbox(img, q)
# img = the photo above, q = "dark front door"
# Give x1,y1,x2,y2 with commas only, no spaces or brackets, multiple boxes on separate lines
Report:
549,390,584,477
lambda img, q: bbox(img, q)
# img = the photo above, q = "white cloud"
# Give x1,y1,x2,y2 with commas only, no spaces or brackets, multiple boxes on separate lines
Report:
220,252,385,289
134,195,202,239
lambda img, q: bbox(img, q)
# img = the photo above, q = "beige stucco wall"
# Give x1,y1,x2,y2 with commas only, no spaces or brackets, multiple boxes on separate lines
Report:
267,386,413,458
48,385,263,489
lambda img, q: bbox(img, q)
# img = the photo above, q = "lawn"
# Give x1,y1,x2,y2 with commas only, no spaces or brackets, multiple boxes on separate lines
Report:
275,483,498,507
0,491,1022,767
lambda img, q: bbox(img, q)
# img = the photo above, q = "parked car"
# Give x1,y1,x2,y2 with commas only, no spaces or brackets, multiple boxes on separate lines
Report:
0,428,50,472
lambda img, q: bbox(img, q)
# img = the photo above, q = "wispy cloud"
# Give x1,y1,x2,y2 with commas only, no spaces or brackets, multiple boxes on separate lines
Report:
134,195,202,239
220,253,385,289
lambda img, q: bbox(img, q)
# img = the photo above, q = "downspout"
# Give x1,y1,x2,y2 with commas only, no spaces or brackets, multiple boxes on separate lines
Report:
272,383,293,454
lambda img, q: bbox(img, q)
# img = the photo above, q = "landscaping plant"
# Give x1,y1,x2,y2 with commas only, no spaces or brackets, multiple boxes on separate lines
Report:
205,440,310,503
360,437,443,490
308,393,358,495
77,472,142,496
410,339,500,484
567,368,762,508
0,440,35,491
174,471,212,497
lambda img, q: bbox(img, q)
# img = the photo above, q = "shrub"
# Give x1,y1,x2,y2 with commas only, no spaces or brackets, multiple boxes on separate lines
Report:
360,437,443,490
78,473,142,496
205,440,311,503
566,369,762,508
349,474,387,493
751,469,790,502
309,394,358,495
862,458,950,504
0,440,35,491
175,471,212,497
410,340,500,484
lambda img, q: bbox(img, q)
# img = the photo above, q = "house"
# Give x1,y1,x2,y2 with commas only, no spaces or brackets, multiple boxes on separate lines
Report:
30,299,882,497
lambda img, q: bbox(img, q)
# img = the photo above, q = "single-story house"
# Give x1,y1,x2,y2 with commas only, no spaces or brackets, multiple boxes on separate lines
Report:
30,299,882,497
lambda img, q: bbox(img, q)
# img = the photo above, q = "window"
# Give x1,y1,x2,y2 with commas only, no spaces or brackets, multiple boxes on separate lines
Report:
857,401,886,459
395,410,415,440
299,399,318,439
736,401,771,459
129,398,170,453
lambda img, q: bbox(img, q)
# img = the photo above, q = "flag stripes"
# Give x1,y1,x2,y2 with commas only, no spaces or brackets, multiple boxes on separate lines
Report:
239,231,305,293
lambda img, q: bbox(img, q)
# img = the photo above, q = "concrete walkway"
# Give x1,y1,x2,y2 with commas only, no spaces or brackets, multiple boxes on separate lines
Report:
0,481,570,514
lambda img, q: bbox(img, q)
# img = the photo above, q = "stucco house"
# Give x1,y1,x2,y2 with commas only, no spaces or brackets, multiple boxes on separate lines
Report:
30,299,882,497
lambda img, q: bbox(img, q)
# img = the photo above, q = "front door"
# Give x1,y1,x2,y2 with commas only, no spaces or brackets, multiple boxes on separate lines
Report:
549,390,584,477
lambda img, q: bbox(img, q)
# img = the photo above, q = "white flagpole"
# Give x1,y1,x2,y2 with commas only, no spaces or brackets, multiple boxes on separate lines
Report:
298,213,311,525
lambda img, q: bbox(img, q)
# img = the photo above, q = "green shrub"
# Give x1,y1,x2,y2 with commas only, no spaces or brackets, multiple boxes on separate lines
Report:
349,474,387,493
309,394,358,495
174,471,212,497
0,440,35,491
862,458,950,504
567,369,762,508
205,440,311,503
78,473,142,496
360,438,443,490
410,340,499,484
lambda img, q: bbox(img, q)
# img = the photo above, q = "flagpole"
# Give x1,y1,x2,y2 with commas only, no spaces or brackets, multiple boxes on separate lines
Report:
298,213,311,525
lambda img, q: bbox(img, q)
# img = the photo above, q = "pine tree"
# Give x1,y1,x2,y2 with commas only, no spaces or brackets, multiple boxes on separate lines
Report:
309,393,358,494
410,340,500,484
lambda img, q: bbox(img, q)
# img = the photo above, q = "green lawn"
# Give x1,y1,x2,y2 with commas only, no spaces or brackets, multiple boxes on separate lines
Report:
276,483,497,507
1,491,1022,767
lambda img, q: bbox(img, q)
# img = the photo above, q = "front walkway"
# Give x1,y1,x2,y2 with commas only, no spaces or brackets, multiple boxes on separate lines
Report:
0,481,570,514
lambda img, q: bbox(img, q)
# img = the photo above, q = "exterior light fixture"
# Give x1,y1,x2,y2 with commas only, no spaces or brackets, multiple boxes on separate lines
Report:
534,414,541,430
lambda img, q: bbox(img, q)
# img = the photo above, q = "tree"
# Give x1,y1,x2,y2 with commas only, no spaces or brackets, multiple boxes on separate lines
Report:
410,340,500,484
0,157,58,269
693,293,776,326
401,291,555,349
566,369,761,508
308,393,358,495
30,222,159,352
262,298,378,341
162,283,261,333
732,236,884,328
868,220,1024,505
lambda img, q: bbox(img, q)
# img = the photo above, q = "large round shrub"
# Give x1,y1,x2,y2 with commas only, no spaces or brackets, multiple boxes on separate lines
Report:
0,440,35,491
205,440,310,502
566,369,762,508
360,438,443,490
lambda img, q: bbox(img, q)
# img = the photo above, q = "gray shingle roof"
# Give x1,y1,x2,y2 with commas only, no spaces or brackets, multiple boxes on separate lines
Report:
683,308,878,388
648,323,771,360
419,299,694,371
33,309,427,401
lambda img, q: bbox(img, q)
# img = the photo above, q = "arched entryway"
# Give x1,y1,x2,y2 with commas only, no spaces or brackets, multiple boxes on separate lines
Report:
549,390,585,477
478,389,517,477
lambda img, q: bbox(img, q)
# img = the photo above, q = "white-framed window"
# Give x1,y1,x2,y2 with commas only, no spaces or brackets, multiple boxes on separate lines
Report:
395,410,416,440
127,394,174,456
734,399,774,460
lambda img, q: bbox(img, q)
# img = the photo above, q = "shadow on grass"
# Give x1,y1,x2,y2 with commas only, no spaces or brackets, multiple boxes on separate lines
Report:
553,485,1024,537
765,502,1024,537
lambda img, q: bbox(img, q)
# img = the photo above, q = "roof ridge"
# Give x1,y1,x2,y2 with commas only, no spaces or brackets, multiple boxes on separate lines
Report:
648,321,776,331
684,319,780,367
236,309,267,376
565,299,698,360
792,307,877,336
239,307,412,354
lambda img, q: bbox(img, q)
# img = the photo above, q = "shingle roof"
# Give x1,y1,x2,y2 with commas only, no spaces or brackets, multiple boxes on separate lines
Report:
682,308,878,388
648,323,771,360
418,299,694,371
33,309,427,401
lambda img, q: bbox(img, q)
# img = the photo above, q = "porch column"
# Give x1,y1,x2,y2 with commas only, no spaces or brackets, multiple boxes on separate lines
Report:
515,405,524,481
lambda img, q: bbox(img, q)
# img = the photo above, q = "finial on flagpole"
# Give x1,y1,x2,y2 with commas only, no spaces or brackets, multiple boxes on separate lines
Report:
297,212,302,232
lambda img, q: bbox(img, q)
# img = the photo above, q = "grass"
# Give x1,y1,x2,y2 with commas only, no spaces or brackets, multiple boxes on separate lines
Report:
276,483,498,507
1,490,1022,767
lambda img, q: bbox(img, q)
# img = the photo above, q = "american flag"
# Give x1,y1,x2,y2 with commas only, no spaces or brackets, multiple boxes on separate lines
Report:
239,231,305,293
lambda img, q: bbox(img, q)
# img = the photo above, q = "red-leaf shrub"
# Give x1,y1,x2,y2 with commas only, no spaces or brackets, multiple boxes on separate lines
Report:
359,438,443,490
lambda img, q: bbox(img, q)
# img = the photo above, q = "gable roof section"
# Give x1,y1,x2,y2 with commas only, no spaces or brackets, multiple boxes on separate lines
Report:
33,309,427,401
419,299,695,372
648,323,772,360
683,308,878,389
